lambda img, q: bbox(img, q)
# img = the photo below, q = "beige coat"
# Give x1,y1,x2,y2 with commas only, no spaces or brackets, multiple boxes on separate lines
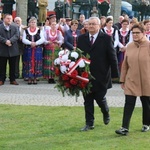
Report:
120,40,150,96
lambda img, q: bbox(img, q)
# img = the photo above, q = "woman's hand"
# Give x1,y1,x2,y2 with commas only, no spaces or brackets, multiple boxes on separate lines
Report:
31,42,36,48
121,83,125,90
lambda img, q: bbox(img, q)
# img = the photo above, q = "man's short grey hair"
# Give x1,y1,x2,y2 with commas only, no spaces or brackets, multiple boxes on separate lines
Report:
14,17,22,22
83,19,89,24
88,17,101,25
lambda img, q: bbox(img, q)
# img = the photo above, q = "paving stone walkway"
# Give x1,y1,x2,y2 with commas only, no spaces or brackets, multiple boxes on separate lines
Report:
0,79,141,107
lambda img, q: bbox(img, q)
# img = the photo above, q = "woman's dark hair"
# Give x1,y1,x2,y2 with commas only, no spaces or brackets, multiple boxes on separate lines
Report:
121,19,129,25
131,23,146,33
104,18,113,27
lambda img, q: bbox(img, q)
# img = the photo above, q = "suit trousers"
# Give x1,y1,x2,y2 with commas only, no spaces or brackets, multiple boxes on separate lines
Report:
83,88,109,126
122,95,150,130
0,56,18,82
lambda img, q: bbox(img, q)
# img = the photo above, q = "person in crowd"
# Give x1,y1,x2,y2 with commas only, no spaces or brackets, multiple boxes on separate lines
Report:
97,0,110,16
48,14,69,35
43,21,64,83
143,20,150,41
0,12,3,24
22,17,45,84
80,19,89,34
65,17,72,27
77,17,119,131
100,16,106,29
91,6,99,17
117,19,133,74
140,0,149,21
123,14,129,21
0,14,19,86
42,17,50,33
14,17,27,79
64,20,80,51
55,0,64,21
129,17,139,30
1,0,15,15
77,14,85,30
101,17,119,49
116,23,150,135
28,0,37,18
79,0,91,19
114,16,124,30
132,0,140,20
38,0,48,26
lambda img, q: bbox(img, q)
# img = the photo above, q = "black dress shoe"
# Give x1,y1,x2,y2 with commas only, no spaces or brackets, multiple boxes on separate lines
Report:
103,113,110,125
115,127,129,135
48,79,55,84
80,125,94,131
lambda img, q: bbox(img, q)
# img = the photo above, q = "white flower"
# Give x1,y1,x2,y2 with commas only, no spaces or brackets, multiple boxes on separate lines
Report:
59,49,70,57
58,50,65,57
54,58,60,65
71,52,79,59
79,60,85,68
60,66,67,74
69,61,75,68
61,55,68,62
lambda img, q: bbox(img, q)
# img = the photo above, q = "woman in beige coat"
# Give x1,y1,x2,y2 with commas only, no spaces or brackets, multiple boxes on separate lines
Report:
115,23,150,135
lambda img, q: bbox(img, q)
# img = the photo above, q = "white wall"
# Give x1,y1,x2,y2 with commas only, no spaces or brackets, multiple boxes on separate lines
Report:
48,0,55,11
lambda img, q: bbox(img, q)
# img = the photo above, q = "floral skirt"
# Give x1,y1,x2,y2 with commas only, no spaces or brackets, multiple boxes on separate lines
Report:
23,47,43,78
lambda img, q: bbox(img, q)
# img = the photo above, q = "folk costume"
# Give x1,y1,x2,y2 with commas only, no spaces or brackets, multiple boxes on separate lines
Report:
101,26,119,48
43,26,64,82
145,30,150,41
22,27,45,80
118,28,132,72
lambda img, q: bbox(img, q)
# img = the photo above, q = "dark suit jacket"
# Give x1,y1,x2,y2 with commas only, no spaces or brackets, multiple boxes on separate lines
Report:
0,23,19,57
77,31,119,91
1,0,15,14
64,29,81,51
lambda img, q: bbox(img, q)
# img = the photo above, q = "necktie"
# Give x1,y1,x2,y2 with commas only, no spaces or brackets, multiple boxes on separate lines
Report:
90,36,94,45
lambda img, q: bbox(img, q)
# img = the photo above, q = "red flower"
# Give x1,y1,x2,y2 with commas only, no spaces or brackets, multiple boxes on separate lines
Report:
64,82,72,88
62,74,69,81
79,82,87,88
70,79,78,85
81,72,89,78
55,67,60,76
70,70,78,78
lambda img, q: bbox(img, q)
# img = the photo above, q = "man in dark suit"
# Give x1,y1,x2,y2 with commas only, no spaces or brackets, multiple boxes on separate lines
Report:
77,17,119,131
1,0,15,15
0,14,19,86
55,0,64,21
28,0,37,18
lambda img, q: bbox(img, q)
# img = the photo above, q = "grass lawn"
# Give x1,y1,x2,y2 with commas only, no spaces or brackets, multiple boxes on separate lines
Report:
0,105,149,150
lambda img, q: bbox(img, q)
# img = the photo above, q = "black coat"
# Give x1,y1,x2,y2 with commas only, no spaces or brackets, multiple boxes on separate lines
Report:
77,31,119,91
0,23,19,57
1,0,15,14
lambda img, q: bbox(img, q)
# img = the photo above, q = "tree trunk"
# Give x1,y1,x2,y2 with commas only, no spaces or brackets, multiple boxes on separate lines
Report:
16,0,28,25
110,0,121,23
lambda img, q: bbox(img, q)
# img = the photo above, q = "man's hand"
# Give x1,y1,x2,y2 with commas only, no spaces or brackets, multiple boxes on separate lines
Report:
5,40,12,46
